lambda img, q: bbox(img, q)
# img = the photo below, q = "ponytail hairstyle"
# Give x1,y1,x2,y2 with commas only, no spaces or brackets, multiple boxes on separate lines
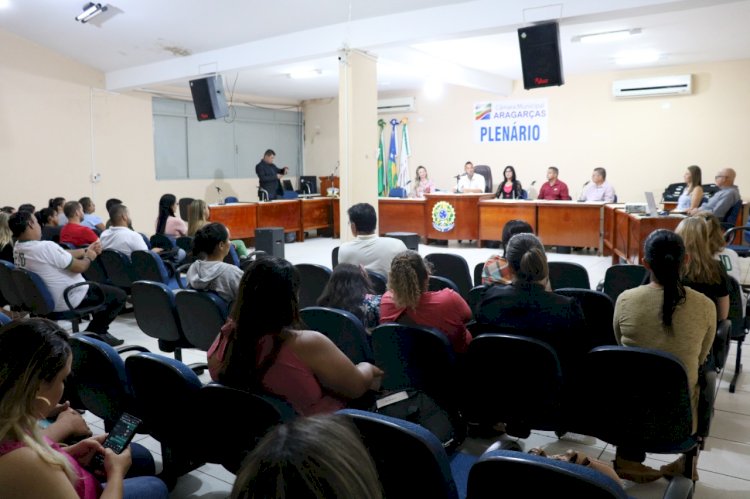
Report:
675,217,721,285
693,211,726,255
156,193,177,234
48,197,65,212
387,250,430,309
500,219,534,256
37,208,57,227
187,199,209,237
643,229,686,328
193,222,229,259
504,233,548,284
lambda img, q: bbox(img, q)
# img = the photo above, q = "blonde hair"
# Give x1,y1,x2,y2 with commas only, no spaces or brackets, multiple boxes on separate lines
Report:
387,251,429,310
693,211,726,255
0,212,12,248
675,217,721,284
187,199,209,237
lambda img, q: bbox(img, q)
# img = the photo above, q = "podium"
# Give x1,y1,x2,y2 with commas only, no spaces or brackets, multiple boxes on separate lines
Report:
320,176,340,196
424,193,493,245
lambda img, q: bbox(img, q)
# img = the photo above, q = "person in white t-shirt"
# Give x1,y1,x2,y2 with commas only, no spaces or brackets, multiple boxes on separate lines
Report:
100,204,158,258
8,210,127,346
454,161,486,193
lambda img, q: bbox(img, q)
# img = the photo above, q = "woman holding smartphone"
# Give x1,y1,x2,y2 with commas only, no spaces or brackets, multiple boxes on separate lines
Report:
0,318,167,499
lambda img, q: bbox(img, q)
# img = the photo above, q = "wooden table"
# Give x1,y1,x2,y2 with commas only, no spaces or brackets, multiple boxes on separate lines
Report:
536,201,605,250
207,203,257,239
378,198,426,235
425,193,494,246
478,200,537,241
604,205,683,264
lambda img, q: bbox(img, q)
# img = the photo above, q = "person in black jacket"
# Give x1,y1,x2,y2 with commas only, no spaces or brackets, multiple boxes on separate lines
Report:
255,149,288,200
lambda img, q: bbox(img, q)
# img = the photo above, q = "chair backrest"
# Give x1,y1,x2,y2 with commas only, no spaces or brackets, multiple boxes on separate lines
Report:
11,268,55,315
0,313,10,326
367,270,387,295
727,275,745,340
223,244,241,267
178,197,194,221
131,250,182,290
724,226,750,254
300,306,373,363
149,233,175,251
388,187,408,198
554,288,616,348
601,264,648,302
338,409,460,499
713,319,732,371
723,199,743,226
131,280,186,345
281,190,299,200
371,324,456,408
294,263,332,309
0,260,24,308
299,175,318,194
100,249,137,291
473,165,493,193
175,236,194,253
175,289,230,350
473,262,484,287
662,182,687,202
547,261,590,290
69,334,134,430
468,449,628,499
331,246,339,268
428,275,460,294
462,334,563,437
82,256,109,284
224,196,239,204
425,253,473,299
467,284,487,318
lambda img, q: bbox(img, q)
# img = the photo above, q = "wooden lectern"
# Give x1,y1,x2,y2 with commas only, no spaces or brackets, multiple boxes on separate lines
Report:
320,176,340,196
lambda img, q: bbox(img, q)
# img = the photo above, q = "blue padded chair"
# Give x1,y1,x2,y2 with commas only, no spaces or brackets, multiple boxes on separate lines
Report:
82,256,109,284
462,334,564,438
281,190,299,199
366,270,387,295
295,263,332,309
11,267,106,333
425,253,473,300
223,244,241,267
331,246,339,268
596,264,648,302
194,383,296,474
69,334,147,431
131,250,185,290
0,313,10,326
724,225,750,257
547,261,590,290
389,187,408,198
473,262,484,287
727,276,747,393
555,288,617,349
428,275,460,294
125,352,205,487
467,449,630,499
300,306,373,363
100,249,138,294
721,199,743,230
149,233,176,251
175,290,229,351
0,260,25,312
175,236,193,253
224,196,239,204
467,285,487,319
339,409,475,499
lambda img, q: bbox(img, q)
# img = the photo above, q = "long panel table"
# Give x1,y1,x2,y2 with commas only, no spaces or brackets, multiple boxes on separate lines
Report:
603,205,683,264
478,200,537,241
536,201,605,250
425,193,494,244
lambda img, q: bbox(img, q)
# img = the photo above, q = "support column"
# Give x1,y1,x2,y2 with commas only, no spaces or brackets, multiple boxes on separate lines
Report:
338,49,378,242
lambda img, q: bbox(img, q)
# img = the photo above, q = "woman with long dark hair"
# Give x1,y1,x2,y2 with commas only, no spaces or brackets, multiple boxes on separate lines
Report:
49,197,67,226
674,165,703,212
155,194,187,237
317,263,381,330
207,257,383,415
495,165,524,199
613,229,716,482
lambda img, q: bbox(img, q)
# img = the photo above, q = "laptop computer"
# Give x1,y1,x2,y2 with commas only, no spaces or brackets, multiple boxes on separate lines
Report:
645,191,660,217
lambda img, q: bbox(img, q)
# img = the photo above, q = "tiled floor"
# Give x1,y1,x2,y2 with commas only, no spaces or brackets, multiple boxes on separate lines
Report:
70,236,750,497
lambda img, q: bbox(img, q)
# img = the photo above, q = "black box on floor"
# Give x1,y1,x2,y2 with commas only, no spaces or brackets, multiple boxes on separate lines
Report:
255,227,285,258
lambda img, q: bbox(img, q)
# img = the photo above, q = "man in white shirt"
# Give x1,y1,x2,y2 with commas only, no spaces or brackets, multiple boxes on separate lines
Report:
100,204,153,258
454,161,486,193
9,210,126,346
579,167,616,202
338,203,407,279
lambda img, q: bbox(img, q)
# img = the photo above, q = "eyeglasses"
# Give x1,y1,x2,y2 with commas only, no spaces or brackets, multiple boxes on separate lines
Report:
715,175,727,180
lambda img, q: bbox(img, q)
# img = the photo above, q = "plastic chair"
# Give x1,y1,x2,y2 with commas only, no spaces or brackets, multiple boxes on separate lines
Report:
367,270,387,295
300,306,373,363
131,250,185,290
425,253,473,299
175,290,230,351
295,263,332,309
547,261,590,290
467,449,630,499
596,264,648,302
555,288,617,348
462,334,564,438
338,408,474,499
429,275,460,294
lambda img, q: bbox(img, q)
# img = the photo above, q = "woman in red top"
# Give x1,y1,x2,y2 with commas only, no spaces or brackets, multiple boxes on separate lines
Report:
208,257,383,416
380,251,472,354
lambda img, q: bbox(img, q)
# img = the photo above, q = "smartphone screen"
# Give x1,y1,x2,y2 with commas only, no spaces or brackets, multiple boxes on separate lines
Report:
89,413,141,470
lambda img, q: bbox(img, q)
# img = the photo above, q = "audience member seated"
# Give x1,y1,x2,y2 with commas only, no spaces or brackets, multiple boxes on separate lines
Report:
188,199,249,257
207,257,383,416
495,165,524,199
674,165,704,212
60,201,99,247
155,193,188,238
40,400,93,444
537,166,571,200
0,318,168,499
696,211,746,311
37,208,62,243
0,206,15,214
612,229,716,482
380,250,472,354
49,197,67,226
18,203,36,214
100,204,156,258
79,197,106,232
0,212,13,262
9,210,126,346
579,167,616,202
317,263,382,331
104,198,126,229
338,203,407,279
476,234,588,375
675,217,730,321
481,219,534,285
186,223,244,303
231,414,382,499
688,167,740,219
409,165,435,198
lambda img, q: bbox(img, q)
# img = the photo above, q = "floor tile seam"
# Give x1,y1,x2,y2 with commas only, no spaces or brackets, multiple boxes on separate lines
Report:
195,467,235,485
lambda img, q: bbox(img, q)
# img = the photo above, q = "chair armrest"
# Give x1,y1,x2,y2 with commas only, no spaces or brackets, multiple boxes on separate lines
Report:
63,281,104,310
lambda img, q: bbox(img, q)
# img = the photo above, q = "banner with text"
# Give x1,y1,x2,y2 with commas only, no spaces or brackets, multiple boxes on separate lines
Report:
474,99,548,144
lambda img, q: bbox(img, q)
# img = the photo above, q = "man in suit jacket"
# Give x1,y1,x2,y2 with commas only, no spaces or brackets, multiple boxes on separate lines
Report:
255,149,288,200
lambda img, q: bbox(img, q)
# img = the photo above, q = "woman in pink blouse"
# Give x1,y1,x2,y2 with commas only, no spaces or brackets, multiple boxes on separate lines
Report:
155,193,187,237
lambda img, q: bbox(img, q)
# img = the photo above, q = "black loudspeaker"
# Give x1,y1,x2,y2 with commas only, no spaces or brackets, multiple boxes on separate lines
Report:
189,75,229,121
518,22,564,90
255,227,285,259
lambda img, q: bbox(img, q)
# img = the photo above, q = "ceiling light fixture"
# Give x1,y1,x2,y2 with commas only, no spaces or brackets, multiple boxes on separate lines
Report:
572,28,642,44
287,69,322,80
75,3,108,23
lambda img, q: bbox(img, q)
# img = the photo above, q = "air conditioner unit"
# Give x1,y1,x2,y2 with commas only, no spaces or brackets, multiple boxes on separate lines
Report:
612,74,692,98
377,97,415,114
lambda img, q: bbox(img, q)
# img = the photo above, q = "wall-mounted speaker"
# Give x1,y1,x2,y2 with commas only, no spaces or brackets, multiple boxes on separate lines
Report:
189,75,229,121
518,22,564,90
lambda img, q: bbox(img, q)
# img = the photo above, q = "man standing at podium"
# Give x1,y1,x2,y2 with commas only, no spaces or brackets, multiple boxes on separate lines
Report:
256,149,288,201
454,161,486,193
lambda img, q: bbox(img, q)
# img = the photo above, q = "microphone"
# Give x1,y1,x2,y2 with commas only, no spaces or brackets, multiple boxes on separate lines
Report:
215,186,222,193
583,180,590,187
578,181,591,202
453,173,467,179
530,180,537,186
404,180,412,186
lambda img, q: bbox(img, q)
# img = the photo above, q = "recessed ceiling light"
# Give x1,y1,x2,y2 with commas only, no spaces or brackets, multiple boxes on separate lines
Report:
287,69,322,80
572,28,642,44
614,49,660,66
0,0,11,10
